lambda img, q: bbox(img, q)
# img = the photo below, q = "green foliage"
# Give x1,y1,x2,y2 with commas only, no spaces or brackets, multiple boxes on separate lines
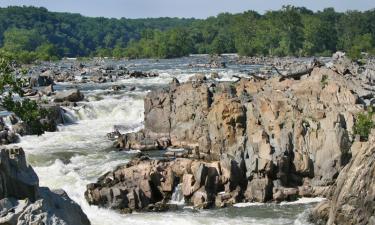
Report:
2,28,43,52
0,6,374,60
353,108,374,141
0,57,50,135
320,74,328,88
2,96,51,135
347,34,374,60
0,6,195,58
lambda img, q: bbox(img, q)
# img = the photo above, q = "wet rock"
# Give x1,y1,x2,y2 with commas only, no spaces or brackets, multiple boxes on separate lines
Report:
112,85,124,91
54,89,84,102
128,71,159,78
310,200,331,225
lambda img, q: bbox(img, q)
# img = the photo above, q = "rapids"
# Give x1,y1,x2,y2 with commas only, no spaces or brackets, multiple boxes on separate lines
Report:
14,56,320,225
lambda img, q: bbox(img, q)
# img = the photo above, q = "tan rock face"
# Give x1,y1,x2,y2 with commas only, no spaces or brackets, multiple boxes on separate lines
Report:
314,130,375,225
85,156,244,210
106,66,369,211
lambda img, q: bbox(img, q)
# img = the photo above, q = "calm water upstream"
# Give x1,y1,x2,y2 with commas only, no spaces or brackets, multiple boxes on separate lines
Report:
14,56,321,225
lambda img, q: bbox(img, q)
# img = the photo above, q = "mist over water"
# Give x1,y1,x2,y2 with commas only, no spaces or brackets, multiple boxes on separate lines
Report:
15,56,318,225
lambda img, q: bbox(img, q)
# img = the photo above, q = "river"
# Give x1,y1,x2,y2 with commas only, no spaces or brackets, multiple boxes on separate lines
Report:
14,56,321,225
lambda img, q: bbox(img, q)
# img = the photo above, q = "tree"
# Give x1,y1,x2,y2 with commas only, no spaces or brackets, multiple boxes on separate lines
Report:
3,28,43,52
348,34,374,59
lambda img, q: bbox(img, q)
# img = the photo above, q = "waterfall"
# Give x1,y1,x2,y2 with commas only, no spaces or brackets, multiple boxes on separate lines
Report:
61,107,78,124
170,183,184,205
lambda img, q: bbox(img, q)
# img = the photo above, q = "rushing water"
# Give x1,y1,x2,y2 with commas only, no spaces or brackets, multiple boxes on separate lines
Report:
15,56,320,225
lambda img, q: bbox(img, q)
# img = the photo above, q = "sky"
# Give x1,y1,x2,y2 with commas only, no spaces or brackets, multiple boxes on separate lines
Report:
0,0,374,19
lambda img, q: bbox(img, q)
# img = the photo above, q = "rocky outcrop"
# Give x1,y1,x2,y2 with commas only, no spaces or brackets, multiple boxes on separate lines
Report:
311,130,375,225
116,66,360,185
85,154,248,211
90,62,371,213
0,147,90,225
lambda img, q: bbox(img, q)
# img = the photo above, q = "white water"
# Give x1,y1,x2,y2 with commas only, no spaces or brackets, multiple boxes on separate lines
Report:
14,58,321,225
170,184,185,205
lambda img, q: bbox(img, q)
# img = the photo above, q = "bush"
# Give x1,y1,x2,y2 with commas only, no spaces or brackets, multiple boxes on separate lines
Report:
0,57,52,135
353,108,374,141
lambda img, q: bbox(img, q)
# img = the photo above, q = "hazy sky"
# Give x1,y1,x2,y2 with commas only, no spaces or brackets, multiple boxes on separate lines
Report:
0,0,374,18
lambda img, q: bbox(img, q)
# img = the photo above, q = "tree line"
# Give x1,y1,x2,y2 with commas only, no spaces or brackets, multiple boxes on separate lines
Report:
0,5,374,62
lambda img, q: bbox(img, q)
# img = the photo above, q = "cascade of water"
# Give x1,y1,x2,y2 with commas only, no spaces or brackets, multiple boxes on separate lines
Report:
170,183,184,205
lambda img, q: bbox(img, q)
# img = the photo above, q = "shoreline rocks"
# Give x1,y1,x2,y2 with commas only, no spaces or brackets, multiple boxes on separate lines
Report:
0,147,90,225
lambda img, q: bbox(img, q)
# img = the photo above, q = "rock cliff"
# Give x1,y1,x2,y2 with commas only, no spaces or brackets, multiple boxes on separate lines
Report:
311,130,375,225
88,58,374,224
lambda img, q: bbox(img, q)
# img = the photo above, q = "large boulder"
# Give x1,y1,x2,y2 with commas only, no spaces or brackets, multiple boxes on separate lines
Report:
54,89,84,102
0,147,39,201
0,147,90,225
29,70,55,87
0,188,90,225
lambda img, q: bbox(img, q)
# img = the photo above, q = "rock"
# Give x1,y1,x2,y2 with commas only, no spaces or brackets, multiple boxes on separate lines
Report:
129,86,136,91
102,59,375,213
40,84,54,96
9,114,18,125
0,147,90,225
86,157,233,211
312,130,375,225
310,200,331,225
112,85,124,91
54,89,84,102
29,71,55,87
0,147,39,201
244,177,272,202
90,71,107,83
210,72,220,79
12,122,27,136
128,71,159,78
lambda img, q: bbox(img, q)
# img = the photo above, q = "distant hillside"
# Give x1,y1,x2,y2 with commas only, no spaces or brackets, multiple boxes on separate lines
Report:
0,6,196,57
0,5,374,61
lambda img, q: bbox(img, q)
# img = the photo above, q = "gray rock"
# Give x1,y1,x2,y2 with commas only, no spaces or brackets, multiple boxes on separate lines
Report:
0,147,39,201
54,89,84,102
312,130,375,225
0,147,90,225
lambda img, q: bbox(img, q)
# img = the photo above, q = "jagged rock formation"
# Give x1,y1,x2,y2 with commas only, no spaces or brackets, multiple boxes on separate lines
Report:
310,130,375,225
89,61,371,213
0,147,90,225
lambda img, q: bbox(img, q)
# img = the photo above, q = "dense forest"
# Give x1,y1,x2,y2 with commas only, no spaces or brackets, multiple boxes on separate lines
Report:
0,5,374,62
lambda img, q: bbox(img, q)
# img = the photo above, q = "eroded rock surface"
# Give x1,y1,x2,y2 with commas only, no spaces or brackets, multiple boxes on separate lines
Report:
0,147,90,225
88,59,374,214
311,130,375,225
